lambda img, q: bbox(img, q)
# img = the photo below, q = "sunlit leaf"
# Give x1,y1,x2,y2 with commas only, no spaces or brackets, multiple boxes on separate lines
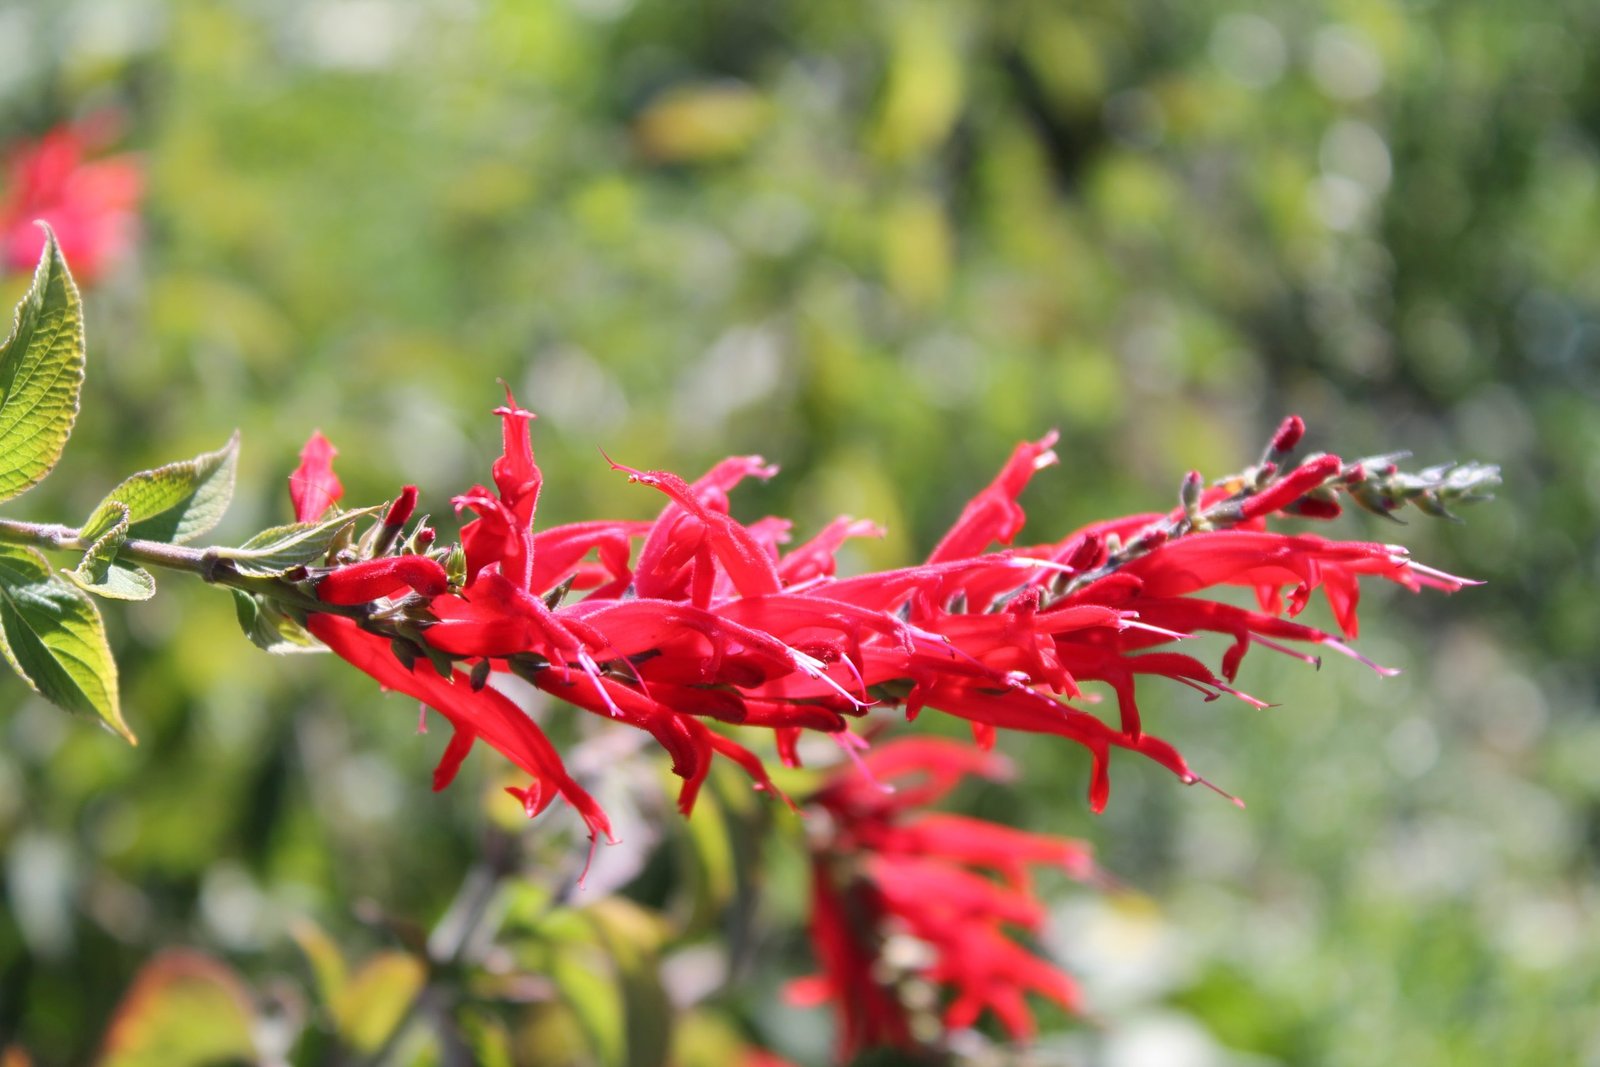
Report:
0,225,85,503
0,542,129,742
63,503,157,602
83,432,240,545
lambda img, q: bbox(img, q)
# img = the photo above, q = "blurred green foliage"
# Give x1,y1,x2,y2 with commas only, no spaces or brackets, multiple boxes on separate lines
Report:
1,0,1598,1064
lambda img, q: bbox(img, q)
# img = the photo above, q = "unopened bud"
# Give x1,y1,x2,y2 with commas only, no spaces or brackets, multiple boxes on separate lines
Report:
372,485,421,556
385,486,419,528
1271,415,1305,455
1179,470,1204,514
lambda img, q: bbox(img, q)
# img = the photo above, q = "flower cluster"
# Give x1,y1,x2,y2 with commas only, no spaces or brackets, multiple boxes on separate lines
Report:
294,395,1483,854
2,119,141,284
792,737,1093,1059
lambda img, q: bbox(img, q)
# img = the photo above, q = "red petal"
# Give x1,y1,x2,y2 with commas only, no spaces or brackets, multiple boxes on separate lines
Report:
288,432,343,522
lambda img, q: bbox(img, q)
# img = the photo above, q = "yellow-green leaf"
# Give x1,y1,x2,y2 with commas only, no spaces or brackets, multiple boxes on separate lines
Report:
634,83,768,163
63,562,157,602
83,432,240,545
287,918,349,1009
0,226,85,503
63,503,157,602
0,542,129,742
332,952,426,1053
96,950,256,1067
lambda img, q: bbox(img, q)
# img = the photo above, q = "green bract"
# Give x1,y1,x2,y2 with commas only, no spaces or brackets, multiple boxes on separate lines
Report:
219,505,381,577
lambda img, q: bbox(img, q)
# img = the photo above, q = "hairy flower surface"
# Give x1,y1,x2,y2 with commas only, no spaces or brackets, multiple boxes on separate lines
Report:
297,398,1477,847
1,121,141,283
791,738,1092,1058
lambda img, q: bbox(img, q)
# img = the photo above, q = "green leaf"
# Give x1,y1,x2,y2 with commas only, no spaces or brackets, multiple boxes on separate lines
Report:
550,944,627,1067
584,900,673,1067
0,542,129,742
331,952,426,1054
232,591,322,654
0,225,86,503
217,505,380,577
64,563,157,602
62,503,158,602
96,950,256,1067
83,432,241,545
288,918,349,1009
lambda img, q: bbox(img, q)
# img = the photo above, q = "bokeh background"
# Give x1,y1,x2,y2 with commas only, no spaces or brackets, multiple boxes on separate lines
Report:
2,0,1598,1064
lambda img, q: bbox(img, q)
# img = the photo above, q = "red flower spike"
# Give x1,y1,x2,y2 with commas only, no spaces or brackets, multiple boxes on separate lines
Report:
295,397,1471,859
289,432,343,523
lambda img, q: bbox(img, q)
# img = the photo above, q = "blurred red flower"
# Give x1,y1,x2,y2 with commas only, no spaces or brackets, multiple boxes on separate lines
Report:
791,738,1092,1058
1,120,141,284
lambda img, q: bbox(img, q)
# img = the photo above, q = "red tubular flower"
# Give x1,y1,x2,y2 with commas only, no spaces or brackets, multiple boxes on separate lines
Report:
304,614,612,845
383,485,419,529
315,555,448,605
289,432,343,522
2,120,141,283
793,738,1091,1059
296,395,1473,847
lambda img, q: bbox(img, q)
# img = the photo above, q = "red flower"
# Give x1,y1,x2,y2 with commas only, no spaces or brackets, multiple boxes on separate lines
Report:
296,395,1473,847
304,613,612,846
289,432,343,522
792,738,1092,1058
1,120,141,284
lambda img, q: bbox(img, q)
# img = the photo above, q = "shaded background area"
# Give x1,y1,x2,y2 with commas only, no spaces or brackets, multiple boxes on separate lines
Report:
2,0,1598,1064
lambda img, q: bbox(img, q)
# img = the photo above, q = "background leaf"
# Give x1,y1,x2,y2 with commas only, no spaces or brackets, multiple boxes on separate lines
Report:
330,952,426,1054
82,433,240,545
95,951,255,1067
0,542,129,742
0,225,85,503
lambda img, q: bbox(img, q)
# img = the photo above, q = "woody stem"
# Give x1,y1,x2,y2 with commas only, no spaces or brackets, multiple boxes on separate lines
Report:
0,517,366,618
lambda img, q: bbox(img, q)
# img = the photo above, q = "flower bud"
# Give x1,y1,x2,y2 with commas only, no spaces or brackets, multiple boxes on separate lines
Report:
317,556,450,605
1270,415,1305,455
